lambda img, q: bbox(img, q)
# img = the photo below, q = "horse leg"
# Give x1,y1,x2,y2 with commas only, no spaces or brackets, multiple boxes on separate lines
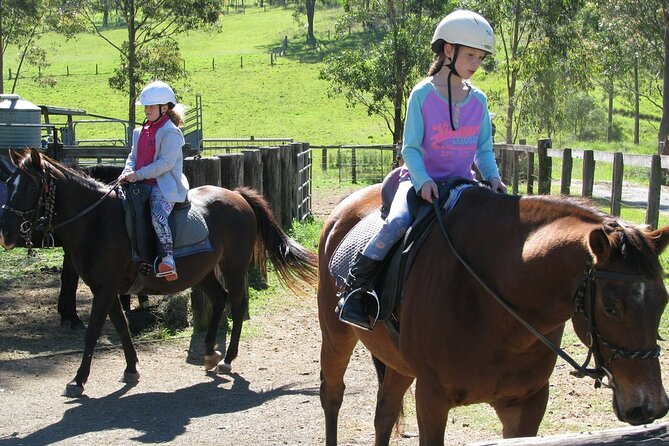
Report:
415,378,450,446
374,367,414,446
64,289,115,397
491,383,549,438
58,250,85,330
319,322,358,446
219,273,248,373
197,272,227,372
119,295,131,312
107,296,140,383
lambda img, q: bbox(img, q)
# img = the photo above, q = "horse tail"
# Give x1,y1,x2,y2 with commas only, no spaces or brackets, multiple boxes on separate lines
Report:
235,187,318,294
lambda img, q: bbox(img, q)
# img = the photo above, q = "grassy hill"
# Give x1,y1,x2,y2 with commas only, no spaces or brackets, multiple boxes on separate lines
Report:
2,4,663,150
4,5,389,145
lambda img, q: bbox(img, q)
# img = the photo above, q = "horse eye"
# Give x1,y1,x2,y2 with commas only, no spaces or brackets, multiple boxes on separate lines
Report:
603,304,620,318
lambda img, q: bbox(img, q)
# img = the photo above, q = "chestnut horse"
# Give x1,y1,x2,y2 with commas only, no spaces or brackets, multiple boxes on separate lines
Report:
318,183,669,445
0,148,318,397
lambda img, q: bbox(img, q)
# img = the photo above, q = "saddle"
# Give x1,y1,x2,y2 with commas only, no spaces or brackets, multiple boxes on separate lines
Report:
329,168,479,331
122,183,213,293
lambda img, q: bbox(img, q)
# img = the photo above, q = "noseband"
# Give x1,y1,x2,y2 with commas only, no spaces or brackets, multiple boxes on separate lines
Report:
432,200,661,390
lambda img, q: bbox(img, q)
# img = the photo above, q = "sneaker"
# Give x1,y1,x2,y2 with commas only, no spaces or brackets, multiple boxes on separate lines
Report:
156,255,178,281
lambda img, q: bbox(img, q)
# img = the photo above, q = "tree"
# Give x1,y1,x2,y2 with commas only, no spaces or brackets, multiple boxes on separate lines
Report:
73,0,221,128
0,0,81,94
320,0,453,144
592,0,669,147
468,0,587,143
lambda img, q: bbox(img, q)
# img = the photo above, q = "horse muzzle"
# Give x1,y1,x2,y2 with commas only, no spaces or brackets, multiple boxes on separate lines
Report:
613,389,669,425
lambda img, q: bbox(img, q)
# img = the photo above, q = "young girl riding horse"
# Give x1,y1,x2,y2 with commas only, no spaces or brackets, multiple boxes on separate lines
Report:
119,80,189,281
337,10,507,330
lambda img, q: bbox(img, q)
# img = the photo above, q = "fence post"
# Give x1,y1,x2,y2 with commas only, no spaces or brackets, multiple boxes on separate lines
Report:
218,153,244,189
511,150,519,195
500,149,509,185
537,138,552,195
561,148,573,195
260,146,281,219
611,152,623,217
646,154,661,229
582,150,595,197
351,147,357,184
241,149,263,193
527,150,534,195
321,147,328,172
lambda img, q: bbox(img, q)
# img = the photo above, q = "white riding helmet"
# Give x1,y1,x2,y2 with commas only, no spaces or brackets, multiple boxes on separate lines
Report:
431,10,495,55
137,80,177,106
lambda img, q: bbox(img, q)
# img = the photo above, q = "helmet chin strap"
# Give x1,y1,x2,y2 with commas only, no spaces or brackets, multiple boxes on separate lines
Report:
445,45,461,132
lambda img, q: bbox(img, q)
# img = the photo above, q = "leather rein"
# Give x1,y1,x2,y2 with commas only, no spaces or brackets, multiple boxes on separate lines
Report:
1,164,120,255
431,200,661,389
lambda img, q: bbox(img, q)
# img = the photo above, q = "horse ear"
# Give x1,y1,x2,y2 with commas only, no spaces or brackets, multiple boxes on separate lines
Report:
8,149,21,166
28,147,43,171
588,228,614,263
648,226,669,254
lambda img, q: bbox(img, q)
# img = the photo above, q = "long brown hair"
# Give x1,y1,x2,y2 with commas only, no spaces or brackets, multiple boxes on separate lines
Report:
428,40,446,76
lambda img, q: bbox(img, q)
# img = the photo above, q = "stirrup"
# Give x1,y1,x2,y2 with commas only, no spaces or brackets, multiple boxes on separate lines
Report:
336,288,380,331
154,256,178,281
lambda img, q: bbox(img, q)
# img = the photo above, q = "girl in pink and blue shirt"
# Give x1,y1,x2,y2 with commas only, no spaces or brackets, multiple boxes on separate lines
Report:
336,10,506,330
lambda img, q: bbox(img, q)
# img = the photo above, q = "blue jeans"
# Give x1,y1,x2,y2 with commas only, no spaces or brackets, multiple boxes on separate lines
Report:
362,180,414,261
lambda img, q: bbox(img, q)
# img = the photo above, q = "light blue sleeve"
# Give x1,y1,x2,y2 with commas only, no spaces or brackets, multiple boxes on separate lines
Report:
401,84,431,191
473,92,500,181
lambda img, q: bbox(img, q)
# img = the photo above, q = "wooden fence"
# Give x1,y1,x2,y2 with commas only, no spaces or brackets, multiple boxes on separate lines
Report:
24,141,312,225
495,138,666,229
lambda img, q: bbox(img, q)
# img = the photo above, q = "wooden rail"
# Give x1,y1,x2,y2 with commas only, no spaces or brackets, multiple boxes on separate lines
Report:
495,139,666,229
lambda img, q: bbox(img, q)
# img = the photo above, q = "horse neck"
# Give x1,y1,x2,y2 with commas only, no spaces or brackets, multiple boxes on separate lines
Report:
51,168,109,231
451,192,597,325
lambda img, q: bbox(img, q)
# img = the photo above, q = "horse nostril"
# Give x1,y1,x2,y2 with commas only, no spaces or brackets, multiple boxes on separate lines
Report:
624,406,653,426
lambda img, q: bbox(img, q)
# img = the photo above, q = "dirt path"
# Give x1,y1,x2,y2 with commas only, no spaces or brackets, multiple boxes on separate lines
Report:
0,185,668,445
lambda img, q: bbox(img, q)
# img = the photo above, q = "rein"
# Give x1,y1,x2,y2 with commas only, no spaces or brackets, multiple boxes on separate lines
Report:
431,200,661,389
2,164,120,254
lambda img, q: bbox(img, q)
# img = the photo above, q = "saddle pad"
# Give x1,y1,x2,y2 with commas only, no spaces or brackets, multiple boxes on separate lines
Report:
329,211,385,288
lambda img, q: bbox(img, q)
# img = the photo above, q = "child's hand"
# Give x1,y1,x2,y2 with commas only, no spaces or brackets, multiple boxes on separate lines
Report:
120,172,139,183
420,180,439,203
489,177,507,194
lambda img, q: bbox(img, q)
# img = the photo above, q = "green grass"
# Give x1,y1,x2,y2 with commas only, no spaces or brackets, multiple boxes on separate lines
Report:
4,4,662,149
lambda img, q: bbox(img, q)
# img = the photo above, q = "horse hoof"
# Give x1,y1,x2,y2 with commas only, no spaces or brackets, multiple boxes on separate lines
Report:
122,371,140,383
63,382,84,398
217,362,232,375
204,351,223,371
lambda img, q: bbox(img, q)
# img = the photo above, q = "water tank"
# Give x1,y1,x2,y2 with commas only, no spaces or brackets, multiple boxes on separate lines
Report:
0,94,42,149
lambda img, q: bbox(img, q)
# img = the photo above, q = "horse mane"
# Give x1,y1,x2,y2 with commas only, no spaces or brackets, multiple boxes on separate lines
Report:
522,194,661,277
16,150,110,193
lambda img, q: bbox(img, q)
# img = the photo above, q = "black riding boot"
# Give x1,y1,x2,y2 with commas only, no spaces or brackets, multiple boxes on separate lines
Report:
335,252,382,330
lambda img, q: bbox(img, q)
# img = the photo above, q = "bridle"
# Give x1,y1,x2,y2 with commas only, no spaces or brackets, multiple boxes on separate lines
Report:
1,162,119,255
432,200,661,389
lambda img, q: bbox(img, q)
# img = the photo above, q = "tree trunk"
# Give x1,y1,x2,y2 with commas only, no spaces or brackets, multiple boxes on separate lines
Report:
127,4,137,135
305,0,316,44
633,58,639,145
659,9,669,148
0,1,4,95
607,79,614,142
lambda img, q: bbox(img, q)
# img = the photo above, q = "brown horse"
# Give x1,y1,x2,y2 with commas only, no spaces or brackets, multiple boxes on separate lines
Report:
318,183,669,445
0,148,318,397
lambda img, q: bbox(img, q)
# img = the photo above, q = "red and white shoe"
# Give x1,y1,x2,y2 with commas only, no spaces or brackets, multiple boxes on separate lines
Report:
155,255,178,281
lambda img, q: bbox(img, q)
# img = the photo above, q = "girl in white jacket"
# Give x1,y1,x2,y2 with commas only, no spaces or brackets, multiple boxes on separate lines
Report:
120,80,189,281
